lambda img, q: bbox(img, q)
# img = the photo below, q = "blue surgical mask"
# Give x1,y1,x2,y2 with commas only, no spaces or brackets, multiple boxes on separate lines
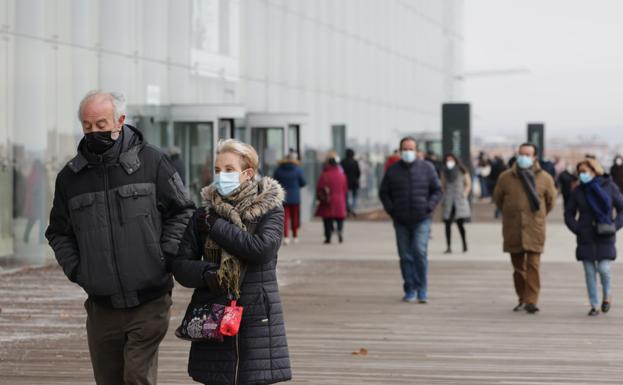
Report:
579,172,594,184
516,155,533,169
401,150,416,163
214,172,241,196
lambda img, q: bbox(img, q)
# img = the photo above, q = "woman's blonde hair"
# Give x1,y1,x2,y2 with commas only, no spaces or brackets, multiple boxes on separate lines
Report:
577,157,604,176
216,139,259,171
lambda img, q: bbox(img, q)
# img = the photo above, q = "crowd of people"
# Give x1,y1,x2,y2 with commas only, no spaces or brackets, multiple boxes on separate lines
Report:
43,90,623,385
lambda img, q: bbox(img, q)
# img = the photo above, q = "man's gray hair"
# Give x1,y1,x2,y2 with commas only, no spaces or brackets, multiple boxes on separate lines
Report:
77,90,126,121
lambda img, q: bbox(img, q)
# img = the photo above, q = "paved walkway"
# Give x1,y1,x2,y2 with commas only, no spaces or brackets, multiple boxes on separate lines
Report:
2,219,623,384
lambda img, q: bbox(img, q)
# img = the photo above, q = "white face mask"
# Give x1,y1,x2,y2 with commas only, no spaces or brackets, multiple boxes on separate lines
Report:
446,161,456,170
616,158,623,166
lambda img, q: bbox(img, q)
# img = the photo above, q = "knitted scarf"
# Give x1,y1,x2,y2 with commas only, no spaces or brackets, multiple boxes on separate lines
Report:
517,168,540,212
200,177,285,298
583,177,613,225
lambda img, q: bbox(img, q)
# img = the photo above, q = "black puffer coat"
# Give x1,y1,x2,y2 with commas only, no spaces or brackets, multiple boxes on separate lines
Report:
46,125,195,308
379,159,443,226
172,178,292,385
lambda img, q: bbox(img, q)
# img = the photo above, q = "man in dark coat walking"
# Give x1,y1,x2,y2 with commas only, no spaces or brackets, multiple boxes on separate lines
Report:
341,148,361,216
46,91,195,385
380,137,443,303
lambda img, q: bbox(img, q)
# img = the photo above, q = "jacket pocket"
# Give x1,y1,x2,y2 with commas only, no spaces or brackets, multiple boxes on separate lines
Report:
116,183,156,225
68,193,97,232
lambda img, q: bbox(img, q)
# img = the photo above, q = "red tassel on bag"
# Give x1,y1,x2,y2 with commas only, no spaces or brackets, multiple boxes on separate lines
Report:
220,300,244,336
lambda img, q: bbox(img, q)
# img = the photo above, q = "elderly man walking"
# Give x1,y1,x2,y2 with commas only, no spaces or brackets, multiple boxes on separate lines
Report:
46,91,195,385
380,136,443,303
493,143,556,314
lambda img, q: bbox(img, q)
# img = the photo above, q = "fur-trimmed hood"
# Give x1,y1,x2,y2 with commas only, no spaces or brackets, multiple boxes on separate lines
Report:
200,177,285,224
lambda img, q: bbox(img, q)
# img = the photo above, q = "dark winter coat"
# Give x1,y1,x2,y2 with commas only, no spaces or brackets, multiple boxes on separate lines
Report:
340,157,361,190
564,176,623,261
46,125,195,309
315,165,348,219
610,164,623,193
273,161,306,205
379,160,443,226
172,178,291,385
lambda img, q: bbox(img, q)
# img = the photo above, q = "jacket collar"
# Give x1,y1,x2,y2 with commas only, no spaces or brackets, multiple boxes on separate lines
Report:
67,124,143,175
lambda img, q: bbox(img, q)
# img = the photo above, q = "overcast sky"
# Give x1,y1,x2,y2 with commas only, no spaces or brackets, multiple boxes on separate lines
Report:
462,0,623,142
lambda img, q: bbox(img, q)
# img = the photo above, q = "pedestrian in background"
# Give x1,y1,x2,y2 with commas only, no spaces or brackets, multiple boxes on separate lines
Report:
610,154,623,193
564,158,623,316
46,91,195,385
489,155,507,219
384,149,401,172
273,150,307,245
341,148,361,216
380,137,442,303
493,143,556,314
441,153,471,253
315,151,348,244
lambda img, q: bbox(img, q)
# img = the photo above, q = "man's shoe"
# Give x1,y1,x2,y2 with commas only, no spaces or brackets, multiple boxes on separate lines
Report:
292,237,299,244
588,308,600,316
418,299,428,304
525,303,540,314
403,292,417,303
443,248,452,254
601,301,611,313
283,238,290,246
513,303,524,312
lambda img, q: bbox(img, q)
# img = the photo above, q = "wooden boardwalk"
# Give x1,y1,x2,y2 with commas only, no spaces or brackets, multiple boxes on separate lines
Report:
2,221,623,384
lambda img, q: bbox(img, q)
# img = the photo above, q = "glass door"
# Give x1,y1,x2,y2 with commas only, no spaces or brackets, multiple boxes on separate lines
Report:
174,122,214,204
251,127,284,177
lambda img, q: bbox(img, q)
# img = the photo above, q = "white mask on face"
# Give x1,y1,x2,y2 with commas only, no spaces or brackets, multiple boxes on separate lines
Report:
446,161,456,170
616,158,623,166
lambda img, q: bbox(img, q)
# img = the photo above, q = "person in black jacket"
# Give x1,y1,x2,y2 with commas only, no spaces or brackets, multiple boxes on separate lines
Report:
564,158,623,316
171,139,292,385
341,148,361,216
46,91,195,385
379,136,443,303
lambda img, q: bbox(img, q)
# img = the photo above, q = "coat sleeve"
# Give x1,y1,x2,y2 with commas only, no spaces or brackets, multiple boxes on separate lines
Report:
564,191,580,234
463,172,472,197
298,167,307,188
208,207,284,265
170,209,217,289
611,183,623,230
427,164,443,212
544,174,557,214
45,175,80,283
379,169,393,214
156,155,196,262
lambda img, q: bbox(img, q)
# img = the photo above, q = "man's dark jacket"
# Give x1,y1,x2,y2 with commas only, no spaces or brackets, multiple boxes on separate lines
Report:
46,125,195,308
379,159,443,226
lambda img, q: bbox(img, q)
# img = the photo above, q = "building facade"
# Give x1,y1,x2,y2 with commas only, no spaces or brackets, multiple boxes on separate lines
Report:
0,0,463,267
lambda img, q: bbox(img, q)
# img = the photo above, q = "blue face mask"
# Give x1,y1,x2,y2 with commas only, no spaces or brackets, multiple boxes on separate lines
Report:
516,155,533,169
214,172,241,196
401,150,416,163
579,172,594,184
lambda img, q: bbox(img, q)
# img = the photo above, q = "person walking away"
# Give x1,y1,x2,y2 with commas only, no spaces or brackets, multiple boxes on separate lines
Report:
493,143,556,314
564,158,623,315
380,137,442,303
273,150,307,245
610,155,623,193
315,152,348,244
441,154,471,253
341,148,361,216
23,159,49,243
46,91,195,385
171,139,292,385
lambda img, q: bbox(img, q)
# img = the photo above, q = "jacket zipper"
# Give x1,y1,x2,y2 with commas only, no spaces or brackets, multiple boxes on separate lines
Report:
235,334,240,385
104,165,127,306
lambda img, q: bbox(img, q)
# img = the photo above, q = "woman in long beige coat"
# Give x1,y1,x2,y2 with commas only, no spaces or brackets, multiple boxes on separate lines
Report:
493,143,556,314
